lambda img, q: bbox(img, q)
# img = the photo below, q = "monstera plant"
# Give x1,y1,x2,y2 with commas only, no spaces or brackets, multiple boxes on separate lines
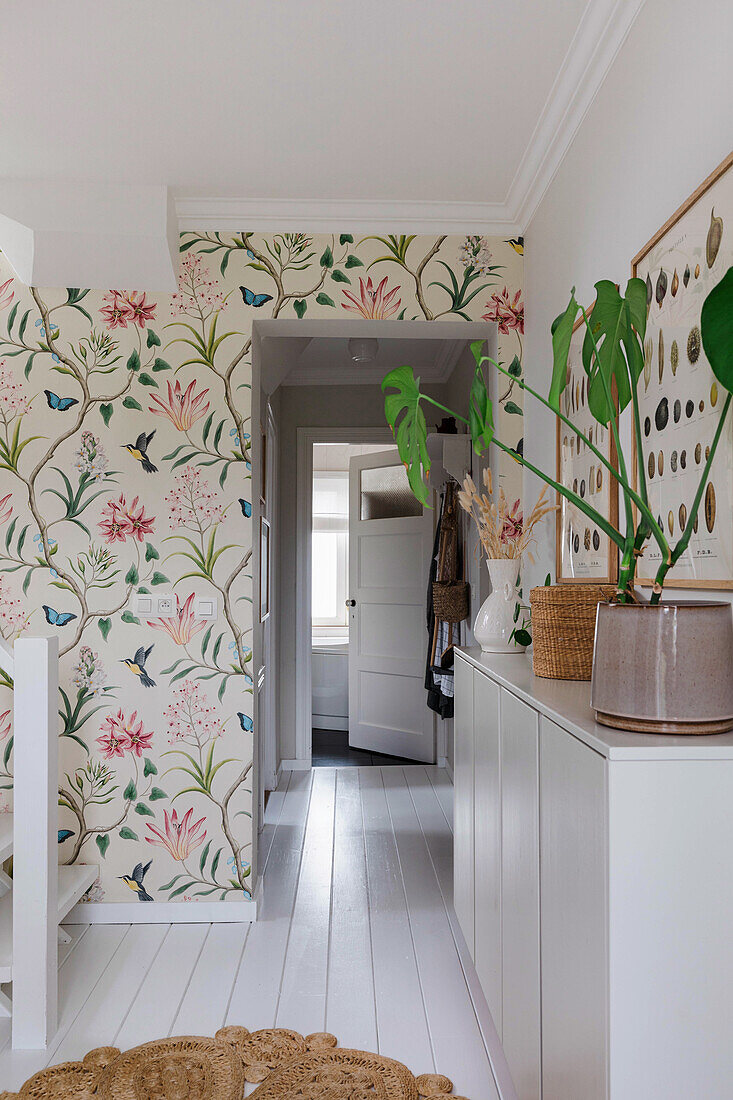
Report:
382,268,733,605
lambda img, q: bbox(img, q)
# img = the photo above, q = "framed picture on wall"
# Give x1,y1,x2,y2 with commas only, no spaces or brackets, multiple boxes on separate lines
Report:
555,307,619,583
632,151,733,589
259,517,270,622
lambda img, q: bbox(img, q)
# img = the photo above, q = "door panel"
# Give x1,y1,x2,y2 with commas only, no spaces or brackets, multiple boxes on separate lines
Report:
540,717,608,1100
348,451,435,761
453,656,475,957
359,603,424,660
474,672,502,1036
501,690,541,1100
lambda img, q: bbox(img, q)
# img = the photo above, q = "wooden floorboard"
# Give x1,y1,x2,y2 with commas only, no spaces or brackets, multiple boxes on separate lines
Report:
0,766,503,1099
325,769,378,1051
383,768,499,1100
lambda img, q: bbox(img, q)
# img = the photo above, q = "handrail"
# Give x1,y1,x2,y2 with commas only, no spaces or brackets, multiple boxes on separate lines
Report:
0,638,13,677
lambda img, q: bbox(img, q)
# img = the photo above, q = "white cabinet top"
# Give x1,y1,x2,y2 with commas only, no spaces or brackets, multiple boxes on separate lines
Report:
457,647,733,761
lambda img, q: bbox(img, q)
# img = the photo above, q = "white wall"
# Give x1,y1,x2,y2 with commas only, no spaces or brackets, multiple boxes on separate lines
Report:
523,0,733,595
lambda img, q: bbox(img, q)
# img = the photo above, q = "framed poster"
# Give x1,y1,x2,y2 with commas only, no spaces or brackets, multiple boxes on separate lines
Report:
259,517,270,621
632,152,733,588
556,308,619,583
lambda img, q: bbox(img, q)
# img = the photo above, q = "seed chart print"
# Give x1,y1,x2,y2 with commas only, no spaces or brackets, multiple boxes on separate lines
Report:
633,153,733,587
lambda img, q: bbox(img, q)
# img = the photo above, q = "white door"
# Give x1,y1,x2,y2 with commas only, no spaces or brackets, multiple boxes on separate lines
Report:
347,450,435,761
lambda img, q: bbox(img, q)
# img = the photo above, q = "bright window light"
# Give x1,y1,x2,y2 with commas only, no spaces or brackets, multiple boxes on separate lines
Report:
312,472,348,629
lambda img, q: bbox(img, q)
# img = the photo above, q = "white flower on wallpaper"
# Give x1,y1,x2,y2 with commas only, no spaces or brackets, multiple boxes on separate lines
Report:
0,232,522,902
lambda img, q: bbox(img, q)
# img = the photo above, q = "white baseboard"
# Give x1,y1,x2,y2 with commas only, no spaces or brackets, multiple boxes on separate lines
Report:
280,757,311,771
443,757,454,782
312,715,348,731
64,898,258,924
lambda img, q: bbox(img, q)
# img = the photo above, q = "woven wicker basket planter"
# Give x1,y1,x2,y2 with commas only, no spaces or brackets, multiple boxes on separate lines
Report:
530,584,616,681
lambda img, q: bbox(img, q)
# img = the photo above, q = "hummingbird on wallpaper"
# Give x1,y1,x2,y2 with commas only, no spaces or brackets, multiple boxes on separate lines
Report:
119,861,154,902
123,429,158,473
121,644,156,688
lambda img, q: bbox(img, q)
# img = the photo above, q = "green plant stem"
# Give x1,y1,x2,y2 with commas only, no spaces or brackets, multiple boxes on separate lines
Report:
480,355,669,559
578,306,638,591
649,393,732,602
421,396,624,549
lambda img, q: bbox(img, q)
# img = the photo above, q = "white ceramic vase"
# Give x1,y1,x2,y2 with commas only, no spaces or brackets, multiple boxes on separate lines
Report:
473,557,525,653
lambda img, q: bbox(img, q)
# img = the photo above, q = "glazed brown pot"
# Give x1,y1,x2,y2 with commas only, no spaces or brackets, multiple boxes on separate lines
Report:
590,601,733,734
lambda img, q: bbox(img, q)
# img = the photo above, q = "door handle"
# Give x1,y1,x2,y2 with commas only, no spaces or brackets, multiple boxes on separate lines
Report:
345,599,356,607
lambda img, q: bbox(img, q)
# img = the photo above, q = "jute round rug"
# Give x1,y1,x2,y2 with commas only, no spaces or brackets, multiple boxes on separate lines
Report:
0,1026,472,1099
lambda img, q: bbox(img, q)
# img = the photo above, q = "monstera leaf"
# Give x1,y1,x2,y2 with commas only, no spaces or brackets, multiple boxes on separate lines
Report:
549,290,580,412
468,343,494,455
382,365,431,505
701,266,733,393
581,278,647,425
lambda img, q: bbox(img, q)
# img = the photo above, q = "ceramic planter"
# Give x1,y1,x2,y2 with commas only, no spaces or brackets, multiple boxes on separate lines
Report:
591,601,733,734
473,558,525,653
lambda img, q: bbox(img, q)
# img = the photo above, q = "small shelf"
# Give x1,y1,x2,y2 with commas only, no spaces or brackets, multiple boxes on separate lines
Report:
0,864,97,983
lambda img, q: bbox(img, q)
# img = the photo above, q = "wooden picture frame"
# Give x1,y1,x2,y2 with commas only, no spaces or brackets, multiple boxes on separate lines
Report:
555,308,619,583
259,517,270,622
632,151,733,589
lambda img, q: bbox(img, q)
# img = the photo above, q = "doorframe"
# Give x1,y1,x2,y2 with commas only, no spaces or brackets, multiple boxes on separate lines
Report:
290,426,397,769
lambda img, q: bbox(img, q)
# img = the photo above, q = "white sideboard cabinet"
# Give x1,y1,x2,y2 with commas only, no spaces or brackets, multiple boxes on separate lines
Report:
454,647,733,1100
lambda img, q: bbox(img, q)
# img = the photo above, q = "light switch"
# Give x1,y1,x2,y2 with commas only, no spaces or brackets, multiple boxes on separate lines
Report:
196,597,217,620
156,595,175,617
134,594,154,615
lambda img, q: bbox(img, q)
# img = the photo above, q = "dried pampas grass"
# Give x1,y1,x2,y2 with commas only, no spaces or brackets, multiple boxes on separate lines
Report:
458,467,556,563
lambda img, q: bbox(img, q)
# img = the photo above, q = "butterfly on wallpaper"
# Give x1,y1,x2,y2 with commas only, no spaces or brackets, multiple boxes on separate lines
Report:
42,605,77,627
238,712,254,732
58,829,74,843
240,287,273,308
44,390,79,411
239,498,252,518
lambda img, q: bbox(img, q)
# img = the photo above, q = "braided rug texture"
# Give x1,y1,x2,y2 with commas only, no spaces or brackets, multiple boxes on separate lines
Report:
0,1026,473,1099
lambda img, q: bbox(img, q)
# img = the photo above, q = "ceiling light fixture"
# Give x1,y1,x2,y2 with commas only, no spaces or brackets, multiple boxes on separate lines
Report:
348,337,379,364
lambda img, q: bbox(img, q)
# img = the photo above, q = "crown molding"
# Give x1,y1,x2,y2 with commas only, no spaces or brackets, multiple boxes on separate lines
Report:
505,0,646,230
175,0,645,238
175,196,519,236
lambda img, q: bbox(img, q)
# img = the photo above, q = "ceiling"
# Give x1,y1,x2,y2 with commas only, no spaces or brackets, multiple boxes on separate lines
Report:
255,318,492,391
2,0,589,214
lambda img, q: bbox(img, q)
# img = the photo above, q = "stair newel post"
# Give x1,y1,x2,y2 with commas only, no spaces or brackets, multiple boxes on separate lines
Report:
12,635,59,1049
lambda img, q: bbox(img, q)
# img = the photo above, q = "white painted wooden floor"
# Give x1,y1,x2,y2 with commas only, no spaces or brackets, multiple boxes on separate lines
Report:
0,767,508,1098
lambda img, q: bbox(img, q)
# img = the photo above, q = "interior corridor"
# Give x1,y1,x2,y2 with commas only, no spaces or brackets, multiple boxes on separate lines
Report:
0,767,504,1098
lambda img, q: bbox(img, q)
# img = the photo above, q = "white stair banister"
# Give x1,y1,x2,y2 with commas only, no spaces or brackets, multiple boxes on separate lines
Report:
11,635,59,1049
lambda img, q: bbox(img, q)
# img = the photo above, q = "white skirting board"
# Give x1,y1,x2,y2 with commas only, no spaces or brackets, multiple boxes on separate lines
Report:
280,757,310,770
64,897,258,924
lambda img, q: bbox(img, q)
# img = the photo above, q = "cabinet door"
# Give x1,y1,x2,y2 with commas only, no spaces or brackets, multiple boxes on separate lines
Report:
501,690,541,1100
540,717,608,1100
453,656,475,957
474,672,502,1035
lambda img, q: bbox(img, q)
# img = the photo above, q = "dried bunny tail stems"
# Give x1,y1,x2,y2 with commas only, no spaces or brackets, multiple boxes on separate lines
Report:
458,472,557,561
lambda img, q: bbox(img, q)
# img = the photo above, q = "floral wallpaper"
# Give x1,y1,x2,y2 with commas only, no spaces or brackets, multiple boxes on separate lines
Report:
0,232,523,904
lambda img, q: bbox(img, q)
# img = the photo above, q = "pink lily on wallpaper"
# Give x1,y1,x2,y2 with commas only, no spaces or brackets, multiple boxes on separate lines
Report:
124,496,156,542
0,710,10,742
98,493,155,544
99,291,132,330
0,494,12,525
482,286,524,334
145,806,207,861
99,290,157,330
97,708,154,759
149,378,211,431
146,592,206,645
0,279,14,311
125,290,157,328
342,275,402,319
501,499,523,543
